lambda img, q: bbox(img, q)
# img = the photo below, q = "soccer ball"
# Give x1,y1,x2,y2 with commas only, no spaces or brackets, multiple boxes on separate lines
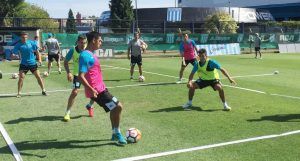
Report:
274,70,279,74
126,128,142,143
43,71,49,77
138,75,145,82
11,73,18,79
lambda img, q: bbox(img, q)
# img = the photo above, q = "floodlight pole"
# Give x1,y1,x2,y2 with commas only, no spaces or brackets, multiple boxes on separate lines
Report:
135,0,139,29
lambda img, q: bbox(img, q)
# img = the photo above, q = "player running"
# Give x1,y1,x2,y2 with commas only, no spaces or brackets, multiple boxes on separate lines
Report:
11,31,47,98
177,32,198,83
182,48,236,111
127,32,147,80
79,31,127,145
63,35,94,121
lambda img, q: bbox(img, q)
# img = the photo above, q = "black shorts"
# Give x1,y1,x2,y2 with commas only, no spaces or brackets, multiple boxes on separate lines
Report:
73,76,81,89
91,89,119,112
255,47,260,51
48,54,60,62
19,64,38,74
182,58,197,67
195,79,221,90
131,55,142,66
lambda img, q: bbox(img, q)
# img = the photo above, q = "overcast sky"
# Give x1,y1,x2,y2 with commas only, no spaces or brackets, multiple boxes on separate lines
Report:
25,0,177,18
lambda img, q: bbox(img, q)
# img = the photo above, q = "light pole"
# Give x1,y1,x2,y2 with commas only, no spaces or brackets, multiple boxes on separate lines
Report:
135,0,138,29
228,0,231,15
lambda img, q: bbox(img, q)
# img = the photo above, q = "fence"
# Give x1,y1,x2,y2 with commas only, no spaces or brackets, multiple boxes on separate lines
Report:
41,32,300,51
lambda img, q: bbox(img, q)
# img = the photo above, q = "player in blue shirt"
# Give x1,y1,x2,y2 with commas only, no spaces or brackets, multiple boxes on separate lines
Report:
12,31,47,98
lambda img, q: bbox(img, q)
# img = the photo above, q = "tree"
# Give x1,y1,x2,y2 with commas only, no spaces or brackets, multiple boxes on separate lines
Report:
66,9,77,33
11,2,59,32
204,12,238,34
109,0,134,33
0,0,24,26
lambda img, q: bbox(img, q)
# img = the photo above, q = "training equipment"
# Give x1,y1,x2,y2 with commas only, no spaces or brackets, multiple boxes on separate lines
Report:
138,75,145,82
141,44,147,50
126,128,142,143
11,73,18,79
43,71,49,77
274,71,279,74
63,114,70,122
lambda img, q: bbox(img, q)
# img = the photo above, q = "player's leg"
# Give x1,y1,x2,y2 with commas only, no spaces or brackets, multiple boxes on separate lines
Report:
255,48,258,58
213,83,231,111
258,48,262,59
92,90,126,145
64,88,79,121
47,55,53,74
182,81,199,109
56,54,62,74
178,64,186,83
137,55,143,76
32,67,47,96
17,66,26,98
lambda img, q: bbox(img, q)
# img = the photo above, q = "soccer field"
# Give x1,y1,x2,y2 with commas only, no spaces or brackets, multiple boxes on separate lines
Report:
0,53,300,161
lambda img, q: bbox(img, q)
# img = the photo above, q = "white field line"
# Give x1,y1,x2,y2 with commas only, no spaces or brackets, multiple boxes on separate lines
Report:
113,130,300,161
270,93,300,100
222,85,267,94
0,122,23,161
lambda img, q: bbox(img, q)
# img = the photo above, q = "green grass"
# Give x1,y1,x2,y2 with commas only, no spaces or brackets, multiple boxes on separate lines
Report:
0,53,300,161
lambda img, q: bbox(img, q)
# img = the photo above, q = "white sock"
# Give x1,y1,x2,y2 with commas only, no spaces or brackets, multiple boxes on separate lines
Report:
66,110,71,115
188,100,192,104
223,102,228,107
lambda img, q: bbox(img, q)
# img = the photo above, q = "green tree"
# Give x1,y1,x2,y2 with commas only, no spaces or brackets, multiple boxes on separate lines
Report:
66,9,77,33
204,12,238,34
13,2,59,32
109,0,134,33
0,0,24,26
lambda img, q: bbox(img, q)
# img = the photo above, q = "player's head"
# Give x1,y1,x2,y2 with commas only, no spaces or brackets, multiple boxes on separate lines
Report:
86,31,103,50
255,33,259,37
76,34,87,50
183,33,189,41
198,48,207,61
48,33,53,38
20,31,28,43
34,36,38,40
134,32,140,39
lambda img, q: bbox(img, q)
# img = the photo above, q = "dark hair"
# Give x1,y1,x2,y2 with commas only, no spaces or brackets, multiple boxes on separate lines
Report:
77,34,86,41
20,31,28,36
34,36,38,39
198,48,207,55
86,31,101,43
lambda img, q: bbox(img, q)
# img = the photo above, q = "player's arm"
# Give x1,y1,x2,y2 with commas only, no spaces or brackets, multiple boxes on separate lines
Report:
11,44,20,59
179,42,186,66
191,40,198,55
78,54,98,98
127,41,131,60
220,68,236,85
64,48,74,82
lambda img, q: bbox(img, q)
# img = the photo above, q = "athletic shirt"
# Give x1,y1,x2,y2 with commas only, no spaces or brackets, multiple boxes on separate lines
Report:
44,38,59,55
79,50,106,98
192,58,221,80
65,46,80,76
13,40,38,66
179,39,196,60
254,36,261,47
128,39,144,57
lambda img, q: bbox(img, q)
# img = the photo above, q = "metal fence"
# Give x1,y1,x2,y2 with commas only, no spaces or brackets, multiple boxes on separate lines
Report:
1,17,300,34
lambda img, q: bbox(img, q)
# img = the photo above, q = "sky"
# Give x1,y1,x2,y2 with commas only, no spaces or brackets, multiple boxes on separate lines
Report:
25,0,177,18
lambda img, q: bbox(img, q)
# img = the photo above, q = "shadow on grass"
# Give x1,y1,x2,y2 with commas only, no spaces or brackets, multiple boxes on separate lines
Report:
0,94,47,98
0,139,117,158
247,114,300,122
5,115,87,124
104,78,130,82
149,106,223,112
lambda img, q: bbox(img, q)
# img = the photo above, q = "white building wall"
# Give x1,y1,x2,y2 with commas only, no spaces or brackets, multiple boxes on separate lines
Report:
179,0,300,7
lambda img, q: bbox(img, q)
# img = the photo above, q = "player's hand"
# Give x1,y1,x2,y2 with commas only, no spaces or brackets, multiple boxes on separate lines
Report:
67,73,73,82
91,88,98,98
229,78,237,86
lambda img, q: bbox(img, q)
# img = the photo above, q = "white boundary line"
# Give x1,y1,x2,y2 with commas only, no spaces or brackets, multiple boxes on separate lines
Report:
270,93,300,100
0,122,23,161
113,130,300,161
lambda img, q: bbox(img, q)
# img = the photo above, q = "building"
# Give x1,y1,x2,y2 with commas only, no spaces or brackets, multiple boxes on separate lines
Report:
178,0,300,20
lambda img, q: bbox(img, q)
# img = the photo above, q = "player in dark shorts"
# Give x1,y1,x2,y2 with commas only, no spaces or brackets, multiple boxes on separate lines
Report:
11,31,47,98
182,48,236,111
43,33,61,75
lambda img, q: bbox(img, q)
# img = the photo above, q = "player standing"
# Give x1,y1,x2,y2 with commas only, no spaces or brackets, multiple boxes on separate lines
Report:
43,33,61,75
